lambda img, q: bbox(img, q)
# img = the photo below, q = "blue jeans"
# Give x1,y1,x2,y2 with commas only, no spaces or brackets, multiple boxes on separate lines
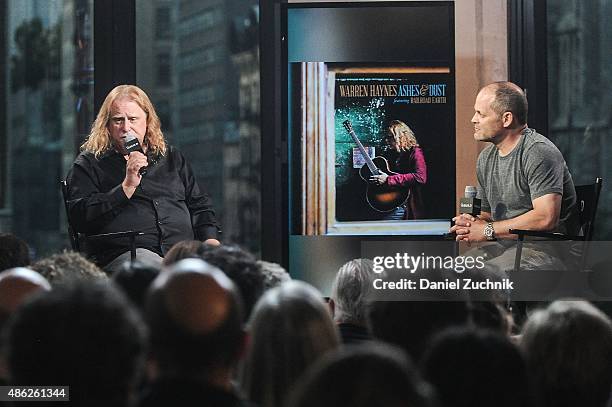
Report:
381,206,406,221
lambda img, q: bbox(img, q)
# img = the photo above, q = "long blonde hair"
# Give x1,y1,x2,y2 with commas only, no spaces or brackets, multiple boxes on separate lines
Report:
386,120,419,151
81,85,167,158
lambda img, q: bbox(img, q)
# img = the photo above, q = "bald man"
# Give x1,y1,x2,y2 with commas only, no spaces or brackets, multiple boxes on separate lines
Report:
140,258,251,407
450,81,579,272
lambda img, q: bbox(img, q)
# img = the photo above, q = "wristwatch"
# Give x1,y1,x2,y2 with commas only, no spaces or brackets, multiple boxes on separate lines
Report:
484,222,496,241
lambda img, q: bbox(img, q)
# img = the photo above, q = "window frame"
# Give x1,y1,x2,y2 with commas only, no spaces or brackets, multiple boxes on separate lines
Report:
508,0,548,136
93,0,137,112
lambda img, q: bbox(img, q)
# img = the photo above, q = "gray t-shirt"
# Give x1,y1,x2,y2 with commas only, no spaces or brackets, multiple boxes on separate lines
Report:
476,128,579,235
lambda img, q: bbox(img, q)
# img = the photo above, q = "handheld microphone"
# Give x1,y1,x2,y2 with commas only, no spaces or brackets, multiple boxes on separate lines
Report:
123,132,148,175
459,185,481,216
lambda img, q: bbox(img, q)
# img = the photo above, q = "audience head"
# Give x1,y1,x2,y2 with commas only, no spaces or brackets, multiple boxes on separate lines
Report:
422,327,533,407
112,260,160,311
329,258,375,326
0,233,30,272
0,268,50,384
5,281,146,407
31,250,108,286
470,299,513,335
197,244,264,322
242,280,340,407
289,342,432,407
0,267,52,386
467,268,514,335
521,300,612,407
146,258,244,381
0,268,51,321
257,260,291,290
162,240,206,266
367,269,471,362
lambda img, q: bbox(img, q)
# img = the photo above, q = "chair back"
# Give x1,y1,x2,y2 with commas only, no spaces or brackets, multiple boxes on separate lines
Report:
575,177,603,241
60,180,80,251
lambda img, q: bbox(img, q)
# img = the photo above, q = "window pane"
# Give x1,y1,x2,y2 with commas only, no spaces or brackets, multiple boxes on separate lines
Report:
136,0,261,254
547,1,612,238
155,6,170,39
0,0,94,257
156,52,171,85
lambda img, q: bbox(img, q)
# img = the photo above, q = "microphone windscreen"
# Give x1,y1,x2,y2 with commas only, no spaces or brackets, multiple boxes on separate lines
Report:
464,185,477,198
124,132,143,154
123,132,147,175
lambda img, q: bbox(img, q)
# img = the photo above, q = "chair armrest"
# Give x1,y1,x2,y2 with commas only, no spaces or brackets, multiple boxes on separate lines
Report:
508,229,584,241
82,231,143,264
84,231,144,241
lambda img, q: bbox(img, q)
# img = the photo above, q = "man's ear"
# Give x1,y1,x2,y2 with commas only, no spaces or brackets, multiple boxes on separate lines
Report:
328,298,335,318
502,111,514,128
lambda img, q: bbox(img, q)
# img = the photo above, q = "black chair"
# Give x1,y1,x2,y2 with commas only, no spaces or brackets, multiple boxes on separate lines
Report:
510,177,603,272
61,180,143,263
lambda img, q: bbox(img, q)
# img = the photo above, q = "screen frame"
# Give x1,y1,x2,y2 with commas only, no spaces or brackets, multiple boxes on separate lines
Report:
261,0,456,267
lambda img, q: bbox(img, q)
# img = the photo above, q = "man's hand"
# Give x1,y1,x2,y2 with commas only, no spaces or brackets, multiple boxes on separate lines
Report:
369,173,388,185
204,238,221,246
450,213,488,243
451,194,561,241
122,151,148,198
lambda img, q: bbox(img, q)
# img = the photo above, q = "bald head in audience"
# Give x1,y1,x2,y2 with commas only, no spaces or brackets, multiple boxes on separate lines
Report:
0,268,50,385
146,259,244,386
0,268,50,321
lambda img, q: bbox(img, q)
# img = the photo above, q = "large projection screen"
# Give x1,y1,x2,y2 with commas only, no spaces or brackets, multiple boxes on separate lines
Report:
279,2,456,288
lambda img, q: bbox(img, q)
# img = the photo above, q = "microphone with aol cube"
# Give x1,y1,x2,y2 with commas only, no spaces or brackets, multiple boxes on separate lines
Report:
459,185,481,216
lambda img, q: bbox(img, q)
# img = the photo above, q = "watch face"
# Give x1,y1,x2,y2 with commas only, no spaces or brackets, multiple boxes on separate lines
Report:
484,224,494,238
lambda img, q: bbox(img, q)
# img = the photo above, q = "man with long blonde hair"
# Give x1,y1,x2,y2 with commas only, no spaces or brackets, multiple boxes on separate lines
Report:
66,85,220,273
